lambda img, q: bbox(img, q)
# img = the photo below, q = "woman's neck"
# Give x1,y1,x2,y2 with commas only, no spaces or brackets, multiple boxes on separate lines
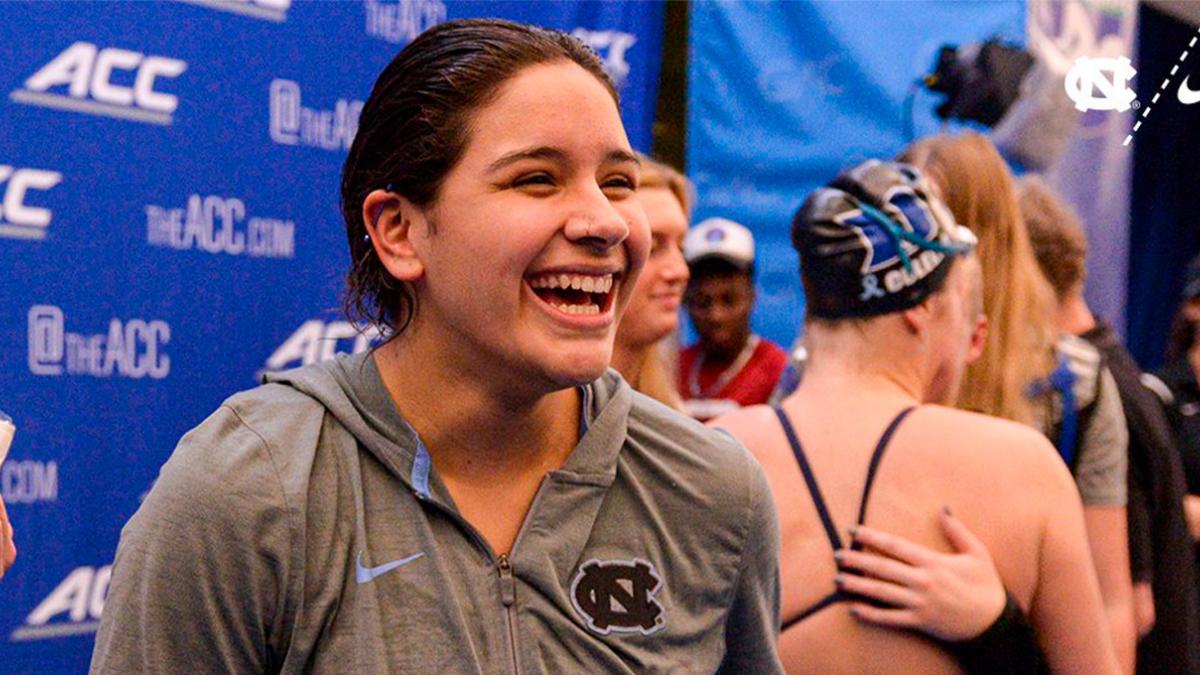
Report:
372,333,580,478
800,357,923,404
795,331,926,408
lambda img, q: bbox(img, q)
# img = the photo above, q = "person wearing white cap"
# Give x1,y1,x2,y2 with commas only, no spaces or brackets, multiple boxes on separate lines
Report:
678,217,788,421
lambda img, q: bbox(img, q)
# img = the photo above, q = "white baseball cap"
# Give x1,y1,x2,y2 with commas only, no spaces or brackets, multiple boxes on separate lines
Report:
683,217,755,271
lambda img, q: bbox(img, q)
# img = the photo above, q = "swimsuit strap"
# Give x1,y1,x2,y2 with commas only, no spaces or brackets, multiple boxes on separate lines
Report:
852,406,918,546
773,406,844,551
775,404,920,630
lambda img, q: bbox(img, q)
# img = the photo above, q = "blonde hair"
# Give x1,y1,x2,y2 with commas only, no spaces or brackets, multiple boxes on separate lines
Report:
638,154,693,220
900,133,1057,426
1016,175,1089,299
630,342,686,411
622,153,692,412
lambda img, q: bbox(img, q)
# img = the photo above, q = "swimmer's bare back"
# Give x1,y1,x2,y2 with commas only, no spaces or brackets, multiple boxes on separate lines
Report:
713,397,1119,675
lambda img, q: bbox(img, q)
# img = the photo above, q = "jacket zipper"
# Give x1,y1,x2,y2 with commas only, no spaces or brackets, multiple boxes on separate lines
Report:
497,554,521,674
412,480,552,675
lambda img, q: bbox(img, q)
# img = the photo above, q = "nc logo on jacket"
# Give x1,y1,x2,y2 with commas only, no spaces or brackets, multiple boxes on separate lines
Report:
570,558,666,636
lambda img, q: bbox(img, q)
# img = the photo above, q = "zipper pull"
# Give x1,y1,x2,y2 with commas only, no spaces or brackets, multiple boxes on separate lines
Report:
497,554,516,607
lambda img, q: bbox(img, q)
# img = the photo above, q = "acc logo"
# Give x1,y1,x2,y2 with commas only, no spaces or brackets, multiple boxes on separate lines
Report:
0,166,62,241
10,565,111,642
570,558,666,636
179,0,291,23
28,305,171,379
571,29,637,89
269,79,363,151
262,319,382,375
364,0,446,45
11,42,187,125
146,194,295,258
2,460,58,505
1064,56,1137,113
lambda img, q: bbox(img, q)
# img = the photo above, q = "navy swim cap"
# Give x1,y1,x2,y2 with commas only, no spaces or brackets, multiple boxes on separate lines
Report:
792,160,976,319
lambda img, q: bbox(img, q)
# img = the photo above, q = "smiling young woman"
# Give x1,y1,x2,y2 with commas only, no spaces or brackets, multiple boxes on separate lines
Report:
611,155,692,411
91,19,782,675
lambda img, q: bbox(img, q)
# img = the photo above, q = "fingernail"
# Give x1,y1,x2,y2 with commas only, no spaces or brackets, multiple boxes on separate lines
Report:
848,606,860,618
834,574,845,586
833,550,844,564
942,505,953,516
848,525,858,538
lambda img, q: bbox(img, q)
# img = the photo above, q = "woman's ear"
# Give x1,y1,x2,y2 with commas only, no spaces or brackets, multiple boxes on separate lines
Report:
966,314,989,364
901,297,935,336
362,189,426,282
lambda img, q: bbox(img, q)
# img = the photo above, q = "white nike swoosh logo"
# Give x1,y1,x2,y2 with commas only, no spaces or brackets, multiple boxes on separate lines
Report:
355,550,424,584
1179,75,1200,105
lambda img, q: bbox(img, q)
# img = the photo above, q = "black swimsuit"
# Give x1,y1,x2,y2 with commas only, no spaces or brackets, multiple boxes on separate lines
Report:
776,405,917,630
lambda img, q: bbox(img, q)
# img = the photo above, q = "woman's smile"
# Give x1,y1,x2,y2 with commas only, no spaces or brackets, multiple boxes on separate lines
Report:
525,266,623,328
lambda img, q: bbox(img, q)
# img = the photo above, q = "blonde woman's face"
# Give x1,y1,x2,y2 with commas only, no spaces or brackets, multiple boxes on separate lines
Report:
618,186,689,348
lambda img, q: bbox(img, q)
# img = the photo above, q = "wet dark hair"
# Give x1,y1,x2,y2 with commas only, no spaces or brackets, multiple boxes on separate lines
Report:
341,18,617,335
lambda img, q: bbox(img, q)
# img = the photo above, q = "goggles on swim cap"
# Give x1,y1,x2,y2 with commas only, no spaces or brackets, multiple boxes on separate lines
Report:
792,160,976,319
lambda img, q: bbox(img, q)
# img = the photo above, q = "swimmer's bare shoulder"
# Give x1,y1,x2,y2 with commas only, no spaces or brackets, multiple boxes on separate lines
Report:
915,406,1120,673
708,404,795,473
913,404,1077,498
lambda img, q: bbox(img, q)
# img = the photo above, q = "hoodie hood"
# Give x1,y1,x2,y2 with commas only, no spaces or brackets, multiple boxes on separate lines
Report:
264,350,431,495
263,350,634,498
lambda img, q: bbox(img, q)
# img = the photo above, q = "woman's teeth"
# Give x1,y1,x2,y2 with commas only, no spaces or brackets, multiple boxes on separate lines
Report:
528,273,614,294
527,272,614,316
552,303,601,315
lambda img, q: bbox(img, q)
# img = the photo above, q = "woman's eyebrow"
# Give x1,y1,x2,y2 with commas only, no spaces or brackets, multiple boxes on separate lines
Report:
486,147,641,174
486,146,568,173
604,149,641,167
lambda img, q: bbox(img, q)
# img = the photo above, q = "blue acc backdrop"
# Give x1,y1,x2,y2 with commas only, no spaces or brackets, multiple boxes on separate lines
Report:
688,1,1026,348
0,2,663,672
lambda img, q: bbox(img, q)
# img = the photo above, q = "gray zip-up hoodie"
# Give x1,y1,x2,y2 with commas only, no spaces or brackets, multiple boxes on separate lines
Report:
90,352,782,674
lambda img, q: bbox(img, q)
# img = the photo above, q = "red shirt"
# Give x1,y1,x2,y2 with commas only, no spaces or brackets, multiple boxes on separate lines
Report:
678,336,789,421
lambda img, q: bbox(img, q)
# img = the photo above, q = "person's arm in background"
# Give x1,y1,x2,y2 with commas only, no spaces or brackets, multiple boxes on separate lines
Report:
1084,507,1136,673
0,497,15,581
0,415,15,581
1077,369,1136,673
1029,451,1122,675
